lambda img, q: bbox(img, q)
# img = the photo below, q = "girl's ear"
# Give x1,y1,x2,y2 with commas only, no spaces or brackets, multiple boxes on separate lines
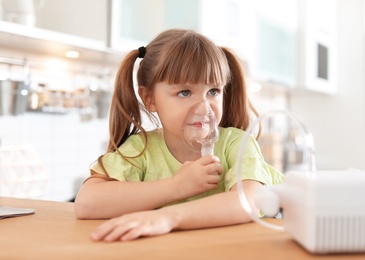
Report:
138,87,157,112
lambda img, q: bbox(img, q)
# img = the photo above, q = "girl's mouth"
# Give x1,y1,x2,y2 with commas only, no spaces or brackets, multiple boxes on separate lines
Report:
192,121,203,128
190,121,210,128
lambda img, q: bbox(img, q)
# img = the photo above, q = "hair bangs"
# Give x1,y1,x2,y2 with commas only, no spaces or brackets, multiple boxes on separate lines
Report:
153,34,231,87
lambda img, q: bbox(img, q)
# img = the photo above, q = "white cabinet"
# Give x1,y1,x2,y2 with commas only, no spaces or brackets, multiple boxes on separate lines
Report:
196,0,298,87
110,0,200,50
110,0,255,54
110,0,298,87
0,0,120,66
239,0,298,87
202,0,339,94
1,0,108,43
297,0,339,95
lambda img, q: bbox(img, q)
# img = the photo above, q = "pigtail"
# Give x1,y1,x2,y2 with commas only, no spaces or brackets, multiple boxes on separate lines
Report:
108,50,147,153
220,47,261,139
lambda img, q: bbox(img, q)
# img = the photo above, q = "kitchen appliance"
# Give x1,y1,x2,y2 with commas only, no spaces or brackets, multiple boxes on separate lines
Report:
0,80,28,115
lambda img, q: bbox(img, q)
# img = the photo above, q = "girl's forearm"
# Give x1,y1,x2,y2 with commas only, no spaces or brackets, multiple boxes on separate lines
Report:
160,190,250,230
75,178,181,219
160,181,261,230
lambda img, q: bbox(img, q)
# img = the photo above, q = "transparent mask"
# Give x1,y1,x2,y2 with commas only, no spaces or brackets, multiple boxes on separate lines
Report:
182,100,219,156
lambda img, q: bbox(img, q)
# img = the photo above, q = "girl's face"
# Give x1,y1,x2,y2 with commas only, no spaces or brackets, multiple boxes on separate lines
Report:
144,82,224,155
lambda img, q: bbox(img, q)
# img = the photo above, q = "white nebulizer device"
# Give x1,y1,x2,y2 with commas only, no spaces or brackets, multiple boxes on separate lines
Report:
236,110,365,254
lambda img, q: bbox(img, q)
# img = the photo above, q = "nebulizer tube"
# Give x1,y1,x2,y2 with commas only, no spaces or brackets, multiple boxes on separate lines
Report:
236,110,316,231
182,100,219,156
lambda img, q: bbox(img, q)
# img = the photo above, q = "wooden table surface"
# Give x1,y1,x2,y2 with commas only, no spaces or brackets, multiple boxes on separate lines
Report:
1,197,364,259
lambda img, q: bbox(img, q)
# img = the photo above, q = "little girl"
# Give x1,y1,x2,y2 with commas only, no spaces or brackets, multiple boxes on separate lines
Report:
74,29,284,242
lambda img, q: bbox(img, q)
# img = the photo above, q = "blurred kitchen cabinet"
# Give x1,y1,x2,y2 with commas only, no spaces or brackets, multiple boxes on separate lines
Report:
0,20,121,66
110,0,298,87
110,0,252,53
297,0,338,95
0,0,120,66
239,0,338,94
230,0,299,87
203,0,338,94
1,0,108,43
110,0,200,50
200,0,300,88
256,0,298,87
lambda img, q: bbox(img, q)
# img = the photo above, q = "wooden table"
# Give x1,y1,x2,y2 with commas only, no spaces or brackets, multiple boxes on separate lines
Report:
1,197,364,259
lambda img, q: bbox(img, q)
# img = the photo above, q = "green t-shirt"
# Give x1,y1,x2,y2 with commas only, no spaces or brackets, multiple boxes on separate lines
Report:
90,127,284,203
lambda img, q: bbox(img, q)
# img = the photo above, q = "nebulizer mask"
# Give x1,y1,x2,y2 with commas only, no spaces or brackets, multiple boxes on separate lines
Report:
182,100,219,157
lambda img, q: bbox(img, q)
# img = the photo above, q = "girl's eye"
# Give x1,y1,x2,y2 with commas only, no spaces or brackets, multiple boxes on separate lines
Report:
177,90,191,97
208,88,220,96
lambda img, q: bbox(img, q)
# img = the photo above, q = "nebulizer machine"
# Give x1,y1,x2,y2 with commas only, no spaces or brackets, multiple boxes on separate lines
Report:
183,105,365,254
236,110,365,254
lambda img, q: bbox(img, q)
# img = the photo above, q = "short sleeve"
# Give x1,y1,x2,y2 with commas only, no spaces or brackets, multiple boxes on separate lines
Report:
89,135,147,182
217,128,284,191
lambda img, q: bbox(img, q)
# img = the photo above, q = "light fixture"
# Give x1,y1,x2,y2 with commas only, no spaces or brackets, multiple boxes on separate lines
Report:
65,51,80,59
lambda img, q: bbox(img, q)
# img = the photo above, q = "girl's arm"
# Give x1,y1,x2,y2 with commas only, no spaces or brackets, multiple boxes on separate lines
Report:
90,180,261,242
75,177,182,219
75,155,223,219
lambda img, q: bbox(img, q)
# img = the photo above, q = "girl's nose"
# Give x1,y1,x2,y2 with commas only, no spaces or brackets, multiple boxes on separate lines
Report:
191,100,213,115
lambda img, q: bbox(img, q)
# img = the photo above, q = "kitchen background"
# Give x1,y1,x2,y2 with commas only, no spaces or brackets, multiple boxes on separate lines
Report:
0,0,364,201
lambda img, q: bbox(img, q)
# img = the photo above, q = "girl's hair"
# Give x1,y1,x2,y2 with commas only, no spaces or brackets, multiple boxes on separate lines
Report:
107,29,259,156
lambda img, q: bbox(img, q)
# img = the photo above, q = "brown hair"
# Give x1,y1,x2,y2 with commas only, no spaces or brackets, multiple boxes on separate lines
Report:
105,29,259,164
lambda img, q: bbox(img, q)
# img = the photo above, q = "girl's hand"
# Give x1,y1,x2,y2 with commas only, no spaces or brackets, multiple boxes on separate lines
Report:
172,155,223,199
90,210,178,242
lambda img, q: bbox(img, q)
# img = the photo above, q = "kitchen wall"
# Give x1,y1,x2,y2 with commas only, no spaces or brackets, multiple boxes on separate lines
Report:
0,113,109,201
289,0,365,171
